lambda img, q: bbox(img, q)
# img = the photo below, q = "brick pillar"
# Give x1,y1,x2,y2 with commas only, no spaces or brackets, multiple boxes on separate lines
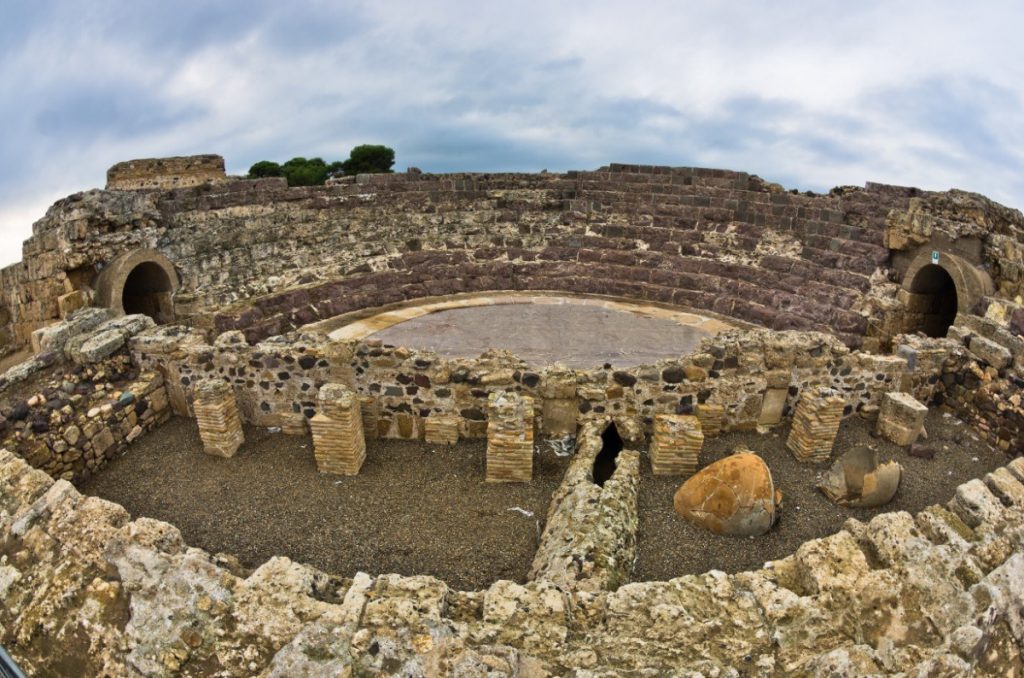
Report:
310,383,366,475
194,378,244,458
425,415,460,445
650,414,703,476
486,392,534,482
876,392,928,446
786,386,845,463
694,403,725,438
359,395,380,440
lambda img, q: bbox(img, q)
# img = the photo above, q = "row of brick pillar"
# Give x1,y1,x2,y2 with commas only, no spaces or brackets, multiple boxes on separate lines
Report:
192,381,929,480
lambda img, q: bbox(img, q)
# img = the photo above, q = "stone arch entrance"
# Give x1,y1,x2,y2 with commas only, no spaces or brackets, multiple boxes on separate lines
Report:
906,265,958,337
95,249,179,324
900,248,993,338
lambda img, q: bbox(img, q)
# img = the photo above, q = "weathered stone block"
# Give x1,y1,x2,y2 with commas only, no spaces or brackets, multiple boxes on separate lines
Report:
649,414,702,476
194,378,244,458
486,392,534,483
876,391,928,446
787,386,844,463
968,335,1012,369
424,415,460,445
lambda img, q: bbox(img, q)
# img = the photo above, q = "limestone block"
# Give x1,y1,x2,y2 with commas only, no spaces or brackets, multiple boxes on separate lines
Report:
876,392,928,446
649,414,702,476
694,403,725,438
424,415,459,446
56,290,88,319
486,392,534,483
968,335,1012,369
310,383,365,475
194,378,244,458
786,386,844,463
758,388,788,426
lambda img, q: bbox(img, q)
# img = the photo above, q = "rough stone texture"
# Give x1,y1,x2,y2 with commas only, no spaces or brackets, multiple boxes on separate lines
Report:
193,378,244,458
529,421,640,592
485,392,534,483
968,333,1013,369
877,391,929,446
819,446,902,507
649,413,703,476
674,451,781,536
423,415,459,445
0,162,964,352
106,154,227,190
787,385,845,462
310,383,365,475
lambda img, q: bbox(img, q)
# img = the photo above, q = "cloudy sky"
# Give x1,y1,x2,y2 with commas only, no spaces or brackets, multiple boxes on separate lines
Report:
1,1,1022,266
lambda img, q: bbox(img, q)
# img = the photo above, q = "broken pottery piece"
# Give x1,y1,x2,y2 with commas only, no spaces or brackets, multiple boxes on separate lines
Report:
673,450,781,536
819,445,901,508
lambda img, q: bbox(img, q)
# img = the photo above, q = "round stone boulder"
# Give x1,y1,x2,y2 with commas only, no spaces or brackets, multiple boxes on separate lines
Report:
673,452,781,536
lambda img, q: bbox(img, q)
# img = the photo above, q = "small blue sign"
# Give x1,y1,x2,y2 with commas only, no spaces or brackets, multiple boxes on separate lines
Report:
931,250,940,265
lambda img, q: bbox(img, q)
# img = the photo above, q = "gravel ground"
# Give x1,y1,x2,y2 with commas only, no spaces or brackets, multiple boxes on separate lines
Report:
79,417,569,590
79,409,1007,590
634,409,1009,581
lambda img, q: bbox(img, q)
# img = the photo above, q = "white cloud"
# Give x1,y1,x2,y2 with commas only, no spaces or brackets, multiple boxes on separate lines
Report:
1,0,1022,267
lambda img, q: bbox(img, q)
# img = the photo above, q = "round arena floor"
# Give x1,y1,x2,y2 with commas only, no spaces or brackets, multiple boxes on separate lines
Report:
328,294,733,367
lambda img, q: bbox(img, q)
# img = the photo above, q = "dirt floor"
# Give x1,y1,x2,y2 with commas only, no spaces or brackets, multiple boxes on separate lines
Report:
79,418,569,591
633,408,1009,581
78,409,1008,591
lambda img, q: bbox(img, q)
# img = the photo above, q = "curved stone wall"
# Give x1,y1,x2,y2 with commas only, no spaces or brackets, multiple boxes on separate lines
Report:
1,160,982,354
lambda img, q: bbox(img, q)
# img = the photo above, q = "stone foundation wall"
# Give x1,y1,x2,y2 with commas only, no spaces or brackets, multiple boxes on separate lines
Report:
129,326,939,441
0,354,170,482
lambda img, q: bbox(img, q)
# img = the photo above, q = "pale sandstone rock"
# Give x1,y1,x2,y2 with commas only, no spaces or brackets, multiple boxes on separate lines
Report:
673,451,781,536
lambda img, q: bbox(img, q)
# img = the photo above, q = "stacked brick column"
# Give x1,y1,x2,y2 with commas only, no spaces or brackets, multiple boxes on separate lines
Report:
694,404,725,438
310,383,366,475
787,386,845,463
876,392,928,446
486,392,534,482
649,414,703,476
425,415,460,445
194,379,244,458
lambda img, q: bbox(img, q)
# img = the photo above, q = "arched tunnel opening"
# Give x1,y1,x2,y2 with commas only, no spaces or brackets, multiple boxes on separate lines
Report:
593,422,623,487
122,262,174,324
907,264,959,338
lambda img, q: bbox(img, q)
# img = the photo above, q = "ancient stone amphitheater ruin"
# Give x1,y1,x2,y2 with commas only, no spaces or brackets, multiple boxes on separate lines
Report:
1,154,1023,676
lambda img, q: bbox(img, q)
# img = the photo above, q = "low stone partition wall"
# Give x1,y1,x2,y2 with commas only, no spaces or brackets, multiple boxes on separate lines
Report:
0,355,170,482
131,325,940,442
529,421,641,591
2,442,1023,673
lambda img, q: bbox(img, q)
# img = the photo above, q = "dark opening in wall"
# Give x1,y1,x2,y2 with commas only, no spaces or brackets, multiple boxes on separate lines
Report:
593,423,623,487
907,264,958,338
122,262,173,324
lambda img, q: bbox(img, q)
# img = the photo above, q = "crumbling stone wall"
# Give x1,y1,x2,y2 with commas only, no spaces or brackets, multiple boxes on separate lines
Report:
2,442,1023,674
105,154,227,190
0,161,949,353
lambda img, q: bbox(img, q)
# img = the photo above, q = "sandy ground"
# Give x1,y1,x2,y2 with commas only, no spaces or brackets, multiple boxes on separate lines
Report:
78,409,1007,591
633,409,1008,580
79,418,569,590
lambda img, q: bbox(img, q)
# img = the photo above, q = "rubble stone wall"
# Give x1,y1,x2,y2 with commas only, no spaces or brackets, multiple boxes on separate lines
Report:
0,163,952,352
129,325,948,441
105,154,227,190
3,441,1023,674
0,356,171,483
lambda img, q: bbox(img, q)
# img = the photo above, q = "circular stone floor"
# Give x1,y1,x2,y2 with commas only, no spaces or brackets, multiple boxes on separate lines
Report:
329,295,733,368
